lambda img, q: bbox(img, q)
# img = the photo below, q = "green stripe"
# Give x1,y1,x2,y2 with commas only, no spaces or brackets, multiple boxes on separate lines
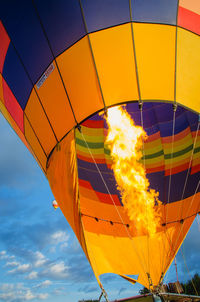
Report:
76,139,199,160
76,138,104,149
194,146,200,154
143,150,164,160
164,144,193,159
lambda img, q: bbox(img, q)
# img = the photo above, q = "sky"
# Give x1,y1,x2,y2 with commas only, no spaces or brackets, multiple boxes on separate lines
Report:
0,113,199,302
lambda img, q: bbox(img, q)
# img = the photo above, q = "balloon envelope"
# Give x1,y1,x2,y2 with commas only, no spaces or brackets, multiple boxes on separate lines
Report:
0,0,199,290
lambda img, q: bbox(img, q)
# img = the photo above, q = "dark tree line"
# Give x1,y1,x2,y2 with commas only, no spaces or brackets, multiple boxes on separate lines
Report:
181,273,200,295
139,273,200,296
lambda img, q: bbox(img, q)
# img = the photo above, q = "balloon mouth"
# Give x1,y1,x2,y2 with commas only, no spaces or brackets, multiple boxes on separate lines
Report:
105,105,161,237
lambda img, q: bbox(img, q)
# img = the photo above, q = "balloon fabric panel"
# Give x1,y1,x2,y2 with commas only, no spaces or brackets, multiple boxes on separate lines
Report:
34,0,86,57
2,44,33,110
0,74,4,104
33,62,76,141
0,21,10,73
2,78,24,132
57,36,103,123
133,23,176,101
176,28,200,113
178,6,200,35
0,0,53,84
131,0,178,24
0,99,31,158
89,23,139,106
24,89,57,155
24,115,47,172
81,0,130,33
179,0,200,15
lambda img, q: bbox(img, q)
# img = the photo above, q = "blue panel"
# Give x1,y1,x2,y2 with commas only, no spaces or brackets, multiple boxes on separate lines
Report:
82,0,130,32
34,0,86,57
131,0,178,25
0,0,53,84
186,111,199,131
3,44,33,110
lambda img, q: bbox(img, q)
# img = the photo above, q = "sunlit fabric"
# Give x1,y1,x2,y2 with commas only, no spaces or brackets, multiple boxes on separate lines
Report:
0,0,199,290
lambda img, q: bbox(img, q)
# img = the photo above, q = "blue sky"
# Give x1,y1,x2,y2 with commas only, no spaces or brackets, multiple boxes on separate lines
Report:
0,113,199,302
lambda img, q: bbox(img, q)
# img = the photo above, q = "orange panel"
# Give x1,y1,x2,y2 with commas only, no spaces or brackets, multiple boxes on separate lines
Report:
35,62,75,140
133,23,176,101
57,36,103,123
90,23,139,106
25,89,57,156
179,0,200,14
24,115,47,172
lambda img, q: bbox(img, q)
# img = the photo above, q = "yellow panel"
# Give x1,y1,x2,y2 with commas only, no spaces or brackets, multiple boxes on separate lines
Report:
179,0,200,15
82,193,199,289
36,62,75,140
133,23,176,101
90,23,139,106
57,37,103,123
24,115,47,171
25,89,57,155
176,28,200,113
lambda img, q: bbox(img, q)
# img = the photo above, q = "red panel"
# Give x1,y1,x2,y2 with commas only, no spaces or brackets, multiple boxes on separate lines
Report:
165,162,190,176
77,153,106,164
79,179,121,206
0,21,10,73
178,6,200,35
95,191,121,206
146,165,165,174
82,119,104,128
191,164,200,175
3,79,24,132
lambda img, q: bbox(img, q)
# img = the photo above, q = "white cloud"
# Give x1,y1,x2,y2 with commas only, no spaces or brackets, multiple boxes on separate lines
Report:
0,284,14,291
33,251,47,268
51,231,69,245
35,280,52,289
24,289,35,301
0,283,48,302
0,250,6,256
8,263,31,274
0,250,8,260
5,261,20,267
42,261,69,279
0,292,14,301
38,293,48,300
26,271,38,280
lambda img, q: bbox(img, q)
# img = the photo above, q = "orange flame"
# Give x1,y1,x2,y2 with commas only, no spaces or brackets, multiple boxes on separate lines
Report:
105,106,160,236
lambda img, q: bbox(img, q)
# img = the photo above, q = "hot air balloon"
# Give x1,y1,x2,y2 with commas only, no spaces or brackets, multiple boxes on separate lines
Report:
52,199,59,210
0,0,199,301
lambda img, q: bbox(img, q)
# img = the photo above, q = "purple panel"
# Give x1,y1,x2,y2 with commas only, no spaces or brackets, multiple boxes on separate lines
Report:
131,0,178,25
34,0,86,57
78,159,119,196
82,0,130,32
3,44,32,110
0,0,53,85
